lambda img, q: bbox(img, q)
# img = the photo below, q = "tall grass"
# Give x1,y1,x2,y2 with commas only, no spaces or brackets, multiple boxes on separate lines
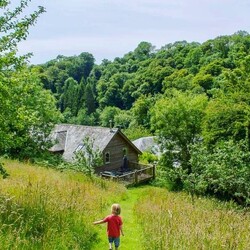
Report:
0,159,127,249
134,187,250,250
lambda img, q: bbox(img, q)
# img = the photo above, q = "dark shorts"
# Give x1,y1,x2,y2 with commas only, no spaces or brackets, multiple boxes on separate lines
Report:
108,237,120,247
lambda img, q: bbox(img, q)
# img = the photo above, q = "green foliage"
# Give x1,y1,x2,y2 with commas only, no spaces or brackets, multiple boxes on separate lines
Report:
123,125,151,141
151,90,208,171
203,58,250,147
130,95,156,129
99,106,121,127
73,137,103,177
2,21,250,206
0,1,45,70
0,161,9,179
36,31,250,133
59,77,79,115
113,109,132,129
0,1,61,159
35,53,96,118
139,151,158,164
189,140,250,205
0,69,61,158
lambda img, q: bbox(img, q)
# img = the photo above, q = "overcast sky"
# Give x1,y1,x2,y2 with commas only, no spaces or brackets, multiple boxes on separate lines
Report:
13,0,250,65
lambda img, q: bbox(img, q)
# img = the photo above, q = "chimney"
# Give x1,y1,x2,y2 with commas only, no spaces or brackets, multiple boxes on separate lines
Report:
109,120,113,132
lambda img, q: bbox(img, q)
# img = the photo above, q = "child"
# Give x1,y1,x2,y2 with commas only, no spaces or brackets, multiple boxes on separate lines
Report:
93,203,124,250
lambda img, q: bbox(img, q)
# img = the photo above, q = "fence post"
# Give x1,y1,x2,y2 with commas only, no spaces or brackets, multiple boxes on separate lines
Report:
152,164,156,179
135,170,138,184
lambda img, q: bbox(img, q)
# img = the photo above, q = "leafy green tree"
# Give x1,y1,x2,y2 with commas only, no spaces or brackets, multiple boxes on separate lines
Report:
0,1,61,158
84,81,96,115
189,140,250,205
151,90,208,173
76,78,86,112
202,60,250,147
124,125,151,141
74,108,97,126
133,41,155,61
163,69,195,92
99,106,121,127
59,77,78,115
73,137,103,177
184,46,202,73
0,0,45,71
0,69,61,158
97,72,129,109
114,110,132,129
130,95,155,129
77,52,95,81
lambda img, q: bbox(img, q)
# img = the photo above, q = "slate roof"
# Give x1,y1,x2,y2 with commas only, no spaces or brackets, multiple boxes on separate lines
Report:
50,124,141,161
132,136,161,156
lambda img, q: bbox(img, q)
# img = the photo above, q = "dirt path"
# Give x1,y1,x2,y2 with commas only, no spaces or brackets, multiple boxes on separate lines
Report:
92,186,146,250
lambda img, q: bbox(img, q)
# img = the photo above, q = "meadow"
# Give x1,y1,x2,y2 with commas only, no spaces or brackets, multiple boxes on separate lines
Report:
134,188,250,250
0,159,127,249
0,159,250,250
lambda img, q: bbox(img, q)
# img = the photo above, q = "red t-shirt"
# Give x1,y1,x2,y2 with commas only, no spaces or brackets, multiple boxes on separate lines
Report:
103,214,123,237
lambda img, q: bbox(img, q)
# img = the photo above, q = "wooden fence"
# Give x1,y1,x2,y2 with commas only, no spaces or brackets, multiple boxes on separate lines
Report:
101,163,156,186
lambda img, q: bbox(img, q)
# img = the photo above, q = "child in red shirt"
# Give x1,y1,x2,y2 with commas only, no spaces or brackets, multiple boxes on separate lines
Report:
93,203,124,250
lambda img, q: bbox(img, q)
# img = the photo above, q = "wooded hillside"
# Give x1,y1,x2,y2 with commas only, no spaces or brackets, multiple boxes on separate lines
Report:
0,1,249,206
32,31,250,205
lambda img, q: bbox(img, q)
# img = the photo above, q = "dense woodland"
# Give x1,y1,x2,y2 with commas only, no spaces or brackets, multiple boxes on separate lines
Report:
0,1,250,205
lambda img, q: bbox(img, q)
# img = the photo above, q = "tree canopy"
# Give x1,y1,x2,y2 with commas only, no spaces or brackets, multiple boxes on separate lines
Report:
0,1,60,158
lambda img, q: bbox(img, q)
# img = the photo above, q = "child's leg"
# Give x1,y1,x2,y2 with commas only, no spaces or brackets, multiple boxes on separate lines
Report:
109,242,112,250
108,237,113,250
114,237,120,250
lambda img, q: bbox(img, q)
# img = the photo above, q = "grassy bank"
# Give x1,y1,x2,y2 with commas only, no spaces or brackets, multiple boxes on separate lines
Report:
134,187,250,250
0,159,127,249
1,160,249,250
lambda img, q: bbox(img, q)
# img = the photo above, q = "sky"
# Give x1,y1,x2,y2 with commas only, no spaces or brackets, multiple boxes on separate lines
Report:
12,0,250,65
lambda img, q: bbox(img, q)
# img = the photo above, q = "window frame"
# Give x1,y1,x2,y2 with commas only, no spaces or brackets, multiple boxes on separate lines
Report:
105,151,110,164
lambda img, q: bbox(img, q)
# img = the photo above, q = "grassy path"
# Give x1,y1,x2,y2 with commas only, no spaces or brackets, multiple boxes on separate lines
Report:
92,186,146,250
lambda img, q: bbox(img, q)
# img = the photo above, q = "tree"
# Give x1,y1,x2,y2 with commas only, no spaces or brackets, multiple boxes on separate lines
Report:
133,41,155,61
0,69,61,158
84,81,96,115
0,1,45,70
0,1,61,158
151,90,208,173
130,95,155,129
189,140,250,205
202,60,250,148
59,77,78,115
73,137,103,177
99,106,121,127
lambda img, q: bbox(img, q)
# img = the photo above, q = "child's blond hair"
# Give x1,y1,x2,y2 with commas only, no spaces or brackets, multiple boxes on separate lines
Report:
111,203,121,215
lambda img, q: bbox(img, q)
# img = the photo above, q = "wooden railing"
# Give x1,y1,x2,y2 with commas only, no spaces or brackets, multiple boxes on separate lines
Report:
101,163,156,186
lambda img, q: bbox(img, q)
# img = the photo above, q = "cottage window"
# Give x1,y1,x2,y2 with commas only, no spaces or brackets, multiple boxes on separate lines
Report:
123,147,128,156
105,152,110,164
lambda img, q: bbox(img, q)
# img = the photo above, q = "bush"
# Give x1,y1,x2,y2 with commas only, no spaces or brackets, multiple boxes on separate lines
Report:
139,151,158,164
189,140,250,205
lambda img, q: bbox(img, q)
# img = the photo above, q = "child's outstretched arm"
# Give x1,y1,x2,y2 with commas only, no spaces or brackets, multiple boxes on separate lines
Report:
93,219,105,225
120,225,124,236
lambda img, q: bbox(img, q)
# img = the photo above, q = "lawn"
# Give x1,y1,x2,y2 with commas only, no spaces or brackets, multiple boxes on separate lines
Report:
1,159,250,250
